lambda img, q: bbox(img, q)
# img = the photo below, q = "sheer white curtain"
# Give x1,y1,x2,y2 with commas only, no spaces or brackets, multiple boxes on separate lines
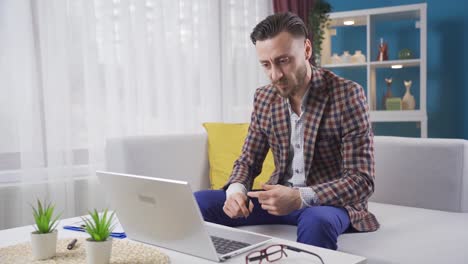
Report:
221,0,272,122
0,0,272,229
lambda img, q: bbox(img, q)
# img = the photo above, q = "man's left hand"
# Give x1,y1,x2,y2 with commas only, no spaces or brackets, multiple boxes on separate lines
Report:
247,184,302,216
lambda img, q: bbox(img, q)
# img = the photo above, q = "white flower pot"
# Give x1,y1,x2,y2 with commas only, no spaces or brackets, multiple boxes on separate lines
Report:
85,238,113,264
30,229,58,260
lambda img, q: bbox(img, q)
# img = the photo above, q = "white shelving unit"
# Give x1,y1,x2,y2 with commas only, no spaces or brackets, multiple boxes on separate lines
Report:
320,4,427,137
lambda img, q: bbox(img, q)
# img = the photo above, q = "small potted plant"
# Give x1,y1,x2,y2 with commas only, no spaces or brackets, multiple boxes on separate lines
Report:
30,199,60,260
82,209,115,264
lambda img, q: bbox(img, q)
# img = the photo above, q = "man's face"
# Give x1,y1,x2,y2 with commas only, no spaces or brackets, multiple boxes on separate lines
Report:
255,31,311,98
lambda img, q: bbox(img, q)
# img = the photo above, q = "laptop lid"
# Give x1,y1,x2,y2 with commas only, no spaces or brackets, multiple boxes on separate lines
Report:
96,170,220,261
96,171,272,262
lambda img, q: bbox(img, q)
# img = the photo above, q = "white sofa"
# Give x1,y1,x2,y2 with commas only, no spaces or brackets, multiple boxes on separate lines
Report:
106,135,468,264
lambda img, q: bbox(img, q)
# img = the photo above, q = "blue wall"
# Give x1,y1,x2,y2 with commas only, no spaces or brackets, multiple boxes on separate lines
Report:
327,0,468,139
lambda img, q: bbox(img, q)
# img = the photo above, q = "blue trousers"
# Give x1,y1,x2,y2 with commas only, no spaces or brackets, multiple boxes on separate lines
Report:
194,190,350,250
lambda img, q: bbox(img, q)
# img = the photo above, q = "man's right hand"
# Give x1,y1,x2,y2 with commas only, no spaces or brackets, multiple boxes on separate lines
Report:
223,192,254,218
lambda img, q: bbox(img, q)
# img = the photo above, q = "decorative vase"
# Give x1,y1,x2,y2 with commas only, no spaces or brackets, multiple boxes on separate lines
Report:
351,50,366,63
30,230,58,260
383,78,393,110
331,53,342,64
86,238,113,264
341,51,351,63
377,38,388,61
402,80,416,110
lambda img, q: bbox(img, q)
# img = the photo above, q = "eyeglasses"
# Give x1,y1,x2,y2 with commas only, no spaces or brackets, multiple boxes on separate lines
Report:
245,244,324,264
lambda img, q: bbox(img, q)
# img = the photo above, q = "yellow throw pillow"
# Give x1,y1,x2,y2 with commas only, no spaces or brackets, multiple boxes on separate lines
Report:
203,123,275,190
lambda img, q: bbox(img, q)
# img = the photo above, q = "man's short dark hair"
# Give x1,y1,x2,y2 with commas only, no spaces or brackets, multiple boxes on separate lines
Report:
250,12,308,45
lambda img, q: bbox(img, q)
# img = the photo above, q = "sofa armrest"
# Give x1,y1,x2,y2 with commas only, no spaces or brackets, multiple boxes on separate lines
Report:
105,134,210,192
372,136,468,212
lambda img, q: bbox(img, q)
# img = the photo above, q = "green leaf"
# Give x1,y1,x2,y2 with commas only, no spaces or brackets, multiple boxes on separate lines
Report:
31,199,61,234
82,208,115,242
308,0,333,64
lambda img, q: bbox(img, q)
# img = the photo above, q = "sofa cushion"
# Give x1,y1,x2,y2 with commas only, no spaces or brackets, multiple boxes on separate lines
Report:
106,134,211,191
203,123,275,189
237,202,468,264
372,136,468,212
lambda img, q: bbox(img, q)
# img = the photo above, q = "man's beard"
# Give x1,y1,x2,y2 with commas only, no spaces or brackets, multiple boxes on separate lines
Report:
273,64,307,98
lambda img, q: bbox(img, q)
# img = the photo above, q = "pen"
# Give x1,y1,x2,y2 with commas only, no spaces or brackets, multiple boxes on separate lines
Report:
67,238,78,250
246,189,262,212
246,188,252,212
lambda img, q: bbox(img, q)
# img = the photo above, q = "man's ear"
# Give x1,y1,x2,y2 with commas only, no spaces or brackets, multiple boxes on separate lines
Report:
305,39,312,60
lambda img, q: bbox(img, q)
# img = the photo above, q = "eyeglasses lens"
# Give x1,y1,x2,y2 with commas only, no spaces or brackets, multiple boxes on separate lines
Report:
265,245,284,262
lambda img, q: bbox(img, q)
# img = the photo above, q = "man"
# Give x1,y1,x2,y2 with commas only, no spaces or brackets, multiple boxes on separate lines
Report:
195,12,379,250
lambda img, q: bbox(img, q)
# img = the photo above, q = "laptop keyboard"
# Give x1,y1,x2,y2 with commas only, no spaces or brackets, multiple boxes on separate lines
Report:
210,235,251,255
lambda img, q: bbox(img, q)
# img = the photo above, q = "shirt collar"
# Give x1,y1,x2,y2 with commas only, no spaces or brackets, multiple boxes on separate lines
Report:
286,82,311,116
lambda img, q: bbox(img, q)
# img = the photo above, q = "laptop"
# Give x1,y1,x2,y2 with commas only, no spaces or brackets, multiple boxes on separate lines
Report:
96,171,272,262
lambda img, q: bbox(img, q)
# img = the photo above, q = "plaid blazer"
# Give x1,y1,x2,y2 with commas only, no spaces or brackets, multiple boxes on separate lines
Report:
225,67,379,232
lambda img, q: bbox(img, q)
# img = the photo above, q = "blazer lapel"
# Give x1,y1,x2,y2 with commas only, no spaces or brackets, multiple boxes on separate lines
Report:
303,68,330,178
270,94,290,184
